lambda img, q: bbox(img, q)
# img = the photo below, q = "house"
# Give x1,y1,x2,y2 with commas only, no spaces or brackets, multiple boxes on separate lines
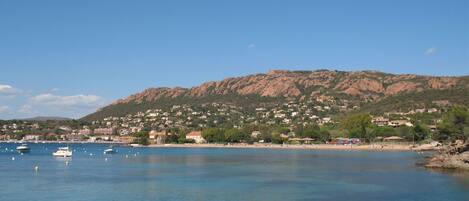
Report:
288,137,314,144
251,131,262,138
186,131,206,143
94,128,114,135
372,116,389,127
23,134,41,141
0,134,11,140
78,129,92,135
388,120,413,127
149,130,168,144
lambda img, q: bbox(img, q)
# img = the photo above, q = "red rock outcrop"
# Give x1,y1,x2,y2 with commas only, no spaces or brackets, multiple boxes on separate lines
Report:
112,70,465,104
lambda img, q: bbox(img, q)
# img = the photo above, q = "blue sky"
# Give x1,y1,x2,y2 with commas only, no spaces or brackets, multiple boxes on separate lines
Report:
0,0,468,119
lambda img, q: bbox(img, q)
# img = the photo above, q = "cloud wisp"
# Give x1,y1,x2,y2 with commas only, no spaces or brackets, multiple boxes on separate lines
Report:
30,93,105,108
425,47,437,55
0,82,106,119
0,84,20,94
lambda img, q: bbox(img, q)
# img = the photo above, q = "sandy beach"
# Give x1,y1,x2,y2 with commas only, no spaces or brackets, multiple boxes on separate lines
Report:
1,140,438,151
147,143,434,152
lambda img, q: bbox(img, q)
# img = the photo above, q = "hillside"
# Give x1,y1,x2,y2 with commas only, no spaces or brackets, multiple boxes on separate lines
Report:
81,70,469,121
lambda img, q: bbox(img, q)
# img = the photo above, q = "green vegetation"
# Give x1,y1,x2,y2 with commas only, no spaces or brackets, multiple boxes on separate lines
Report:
81,94,284,122
341,113,372,139
435,106,469,141
201,128,225,143
224,128,250,143
134,131,149,145
357,89,469,115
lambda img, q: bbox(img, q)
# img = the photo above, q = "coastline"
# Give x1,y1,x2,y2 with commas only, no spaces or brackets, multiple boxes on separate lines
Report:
1,140,438,152
0,140,122,144
147,143,430,152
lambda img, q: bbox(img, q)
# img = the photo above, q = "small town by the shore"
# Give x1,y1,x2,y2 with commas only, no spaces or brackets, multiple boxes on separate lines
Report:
1,106,467,151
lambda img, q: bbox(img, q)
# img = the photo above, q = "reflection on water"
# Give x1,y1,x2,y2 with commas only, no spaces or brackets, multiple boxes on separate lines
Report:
0,143,468,201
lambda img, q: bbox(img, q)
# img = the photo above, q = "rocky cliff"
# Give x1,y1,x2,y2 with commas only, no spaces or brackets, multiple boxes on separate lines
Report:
82,69,469,121
113,70,467,104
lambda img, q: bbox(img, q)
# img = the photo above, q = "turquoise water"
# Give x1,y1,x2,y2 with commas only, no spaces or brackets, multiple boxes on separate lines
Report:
0,143,468,201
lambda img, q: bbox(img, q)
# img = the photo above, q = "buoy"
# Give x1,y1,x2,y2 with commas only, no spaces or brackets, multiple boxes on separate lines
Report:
125,154,129,158
11,157,15,161
34,165,39,171
65,161,69,166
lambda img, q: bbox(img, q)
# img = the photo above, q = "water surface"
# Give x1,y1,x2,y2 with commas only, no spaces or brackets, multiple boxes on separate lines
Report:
1,143,468,201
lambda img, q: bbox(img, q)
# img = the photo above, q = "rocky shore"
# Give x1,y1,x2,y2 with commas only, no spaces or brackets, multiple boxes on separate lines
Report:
426,140,469,170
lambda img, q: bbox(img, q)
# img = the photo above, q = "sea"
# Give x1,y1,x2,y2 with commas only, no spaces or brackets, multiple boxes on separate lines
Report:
0,143,468,201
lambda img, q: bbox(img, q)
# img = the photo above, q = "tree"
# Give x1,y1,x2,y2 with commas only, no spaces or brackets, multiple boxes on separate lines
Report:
341,113,372,139
396,126,413,141
224,128,249,143
295,124,320,138
271,133,286,144
436,106,469,141
318,129,331,143
202,128,225,143
259,131,273,143
413,124,429,142
134,131,149,145
276,127,290,135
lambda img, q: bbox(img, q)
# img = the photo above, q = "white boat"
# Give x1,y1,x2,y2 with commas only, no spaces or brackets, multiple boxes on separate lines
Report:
16,144,30,153
53,147,72,157
130,143,143,147
103,146,116,154
103,148,116,154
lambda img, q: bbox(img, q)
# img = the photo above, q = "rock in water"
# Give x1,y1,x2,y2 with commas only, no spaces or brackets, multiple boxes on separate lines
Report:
426,140,469,170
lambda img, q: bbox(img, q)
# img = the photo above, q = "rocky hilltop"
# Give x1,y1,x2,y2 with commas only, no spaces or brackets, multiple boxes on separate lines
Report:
113,70,467,104
82,70,469,121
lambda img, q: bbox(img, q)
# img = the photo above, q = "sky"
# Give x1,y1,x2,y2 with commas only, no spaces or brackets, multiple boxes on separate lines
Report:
0,0,468,119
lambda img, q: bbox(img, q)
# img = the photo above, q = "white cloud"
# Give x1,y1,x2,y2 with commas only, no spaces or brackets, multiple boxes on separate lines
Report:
30,93,104,108
248,43,256,48
0,105,10,113
0,84,20,94
425,47,437,55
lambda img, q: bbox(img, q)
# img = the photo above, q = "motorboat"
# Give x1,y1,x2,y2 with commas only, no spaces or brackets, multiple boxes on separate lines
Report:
53,147,72,157
103,146,116,154
16,144,30,153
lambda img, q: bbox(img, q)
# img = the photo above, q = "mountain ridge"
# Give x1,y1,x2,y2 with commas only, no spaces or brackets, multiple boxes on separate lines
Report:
82,69,469,121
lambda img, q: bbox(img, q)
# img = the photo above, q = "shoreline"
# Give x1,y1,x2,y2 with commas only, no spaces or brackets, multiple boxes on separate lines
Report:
1,140,438,152
147,143,434,152
0,140,122,144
